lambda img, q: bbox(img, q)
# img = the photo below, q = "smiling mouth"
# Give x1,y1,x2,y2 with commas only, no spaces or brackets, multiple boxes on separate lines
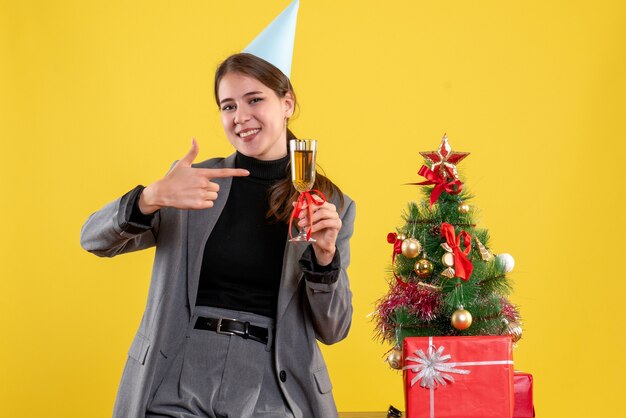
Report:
238,128,260,138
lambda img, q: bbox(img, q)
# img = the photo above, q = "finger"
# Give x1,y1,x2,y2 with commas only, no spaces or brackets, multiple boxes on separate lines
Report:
324,202,337,212
203,191,218,201
298,204,331,220
299,212,341,230
204,181,220,192
178,138,199,167
309,218,342,234
185,198,214,210
307,207,339,224
315,202,336,213
196,176,219,191
198,200,214,209
196,168,250,179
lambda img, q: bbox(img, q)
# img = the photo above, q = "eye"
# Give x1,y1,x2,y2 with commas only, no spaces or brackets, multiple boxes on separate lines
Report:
249,97,264,104
221,104,235,112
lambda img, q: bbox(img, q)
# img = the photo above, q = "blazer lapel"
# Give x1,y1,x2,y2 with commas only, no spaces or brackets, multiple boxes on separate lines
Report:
186,154,236,310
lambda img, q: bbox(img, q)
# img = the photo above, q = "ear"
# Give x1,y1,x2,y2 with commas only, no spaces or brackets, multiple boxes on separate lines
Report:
282,92,295,118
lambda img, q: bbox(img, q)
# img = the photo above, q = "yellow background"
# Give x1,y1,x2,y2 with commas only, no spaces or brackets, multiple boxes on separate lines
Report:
1,0,624,416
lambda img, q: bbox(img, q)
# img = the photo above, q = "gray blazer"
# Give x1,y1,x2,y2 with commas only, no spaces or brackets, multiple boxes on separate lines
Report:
80,153,356,418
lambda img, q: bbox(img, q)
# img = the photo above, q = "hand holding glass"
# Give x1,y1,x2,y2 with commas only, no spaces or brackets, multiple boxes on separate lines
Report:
289,139,320,242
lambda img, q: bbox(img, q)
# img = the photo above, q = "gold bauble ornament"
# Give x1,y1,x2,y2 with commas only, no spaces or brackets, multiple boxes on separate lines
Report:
458,202,470,213
401,238,422,259
396,233,407,241
386,348,403,369
505,320,523,343
414,258,434,278
451,307,473,330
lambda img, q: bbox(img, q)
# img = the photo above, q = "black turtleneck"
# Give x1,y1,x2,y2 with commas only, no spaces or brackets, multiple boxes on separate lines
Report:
195,152,290,318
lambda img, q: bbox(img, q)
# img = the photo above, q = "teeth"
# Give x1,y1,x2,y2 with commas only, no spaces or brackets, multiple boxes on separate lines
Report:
239,129,260,138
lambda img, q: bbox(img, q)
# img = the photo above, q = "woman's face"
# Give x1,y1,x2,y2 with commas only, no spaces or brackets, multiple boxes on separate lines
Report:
218,72,294,161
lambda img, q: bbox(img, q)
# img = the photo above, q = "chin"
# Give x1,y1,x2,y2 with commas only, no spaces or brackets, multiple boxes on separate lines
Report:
237,143,262,157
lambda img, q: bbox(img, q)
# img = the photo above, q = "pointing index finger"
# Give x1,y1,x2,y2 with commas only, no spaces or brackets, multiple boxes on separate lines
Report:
196,168,250,178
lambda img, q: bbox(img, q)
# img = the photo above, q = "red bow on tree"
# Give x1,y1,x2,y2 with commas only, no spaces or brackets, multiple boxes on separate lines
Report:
387,232,408,287
408,165,463,207
440,223,474,281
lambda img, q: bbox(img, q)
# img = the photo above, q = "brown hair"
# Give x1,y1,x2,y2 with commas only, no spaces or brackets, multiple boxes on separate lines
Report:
214,53,344,222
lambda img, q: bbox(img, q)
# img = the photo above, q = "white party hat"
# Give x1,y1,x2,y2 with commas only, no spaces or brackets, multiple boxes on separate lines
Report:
243,0,300,78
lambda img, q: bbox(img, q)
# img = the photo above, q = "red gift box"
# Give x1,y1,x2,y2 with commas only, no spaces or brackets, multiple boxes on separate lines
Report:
513,372,535,418
403,336,514,418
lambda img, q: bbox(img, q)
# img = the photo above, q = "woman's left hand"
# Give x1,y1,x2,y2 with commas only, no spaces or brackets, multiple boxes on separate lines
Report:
297,201,342,266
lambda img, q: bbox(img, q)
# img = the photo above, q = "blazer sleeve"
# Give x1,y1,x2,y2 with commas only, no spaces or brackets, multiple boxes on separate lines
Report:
303,197,356,345
80,185,161,257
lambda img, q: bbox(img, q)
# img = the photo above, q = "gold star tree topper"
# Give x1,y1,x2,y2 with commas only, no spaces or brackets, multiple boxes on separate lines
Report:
419,134,470,181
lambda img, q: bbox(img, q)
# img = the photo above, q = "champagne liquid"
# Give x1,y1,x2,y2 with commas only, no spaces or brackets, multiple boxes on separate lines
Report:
291,150,315,192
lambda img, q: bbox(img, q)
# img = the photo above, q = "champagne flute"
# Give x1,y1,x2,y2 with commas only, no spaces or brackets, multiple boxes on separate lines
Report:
289,139,317,242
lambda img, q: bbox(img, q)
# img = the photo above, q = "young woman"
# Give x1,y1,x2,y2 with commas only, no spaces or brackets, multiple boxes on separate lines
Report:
80,53,355,418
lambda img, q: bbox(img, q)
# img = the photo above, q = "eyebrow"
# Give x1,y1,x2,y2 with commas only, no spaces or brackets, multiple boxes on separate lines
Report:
219,91,264,105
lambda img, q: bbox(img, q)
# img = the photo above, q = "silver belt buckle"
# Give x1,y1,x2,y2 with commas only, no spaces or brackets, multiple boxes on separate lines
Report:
216,318,236,336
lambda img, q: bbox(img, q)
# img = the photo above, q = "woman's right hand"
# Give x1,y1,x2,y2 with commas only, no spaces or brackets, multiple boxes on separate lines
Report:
138,139,249,214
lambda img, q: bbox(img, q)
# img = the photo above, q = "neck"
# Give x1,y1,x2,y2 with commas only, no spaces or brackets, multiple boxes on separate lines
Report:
235,151,289,180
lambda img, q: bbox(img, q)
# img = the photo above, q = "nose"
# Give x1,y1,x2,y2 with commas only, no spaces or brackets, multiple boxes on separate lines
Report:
234,107,251,125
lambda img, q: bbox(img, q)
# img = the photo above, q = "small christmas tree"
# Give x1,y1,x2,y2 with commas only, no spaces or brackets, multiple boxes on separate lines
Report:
374,134,522,369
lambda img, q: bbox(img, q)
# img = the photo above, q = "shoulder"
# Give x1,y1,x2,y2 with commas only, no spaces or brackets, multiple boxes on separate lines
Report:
328,190,355,220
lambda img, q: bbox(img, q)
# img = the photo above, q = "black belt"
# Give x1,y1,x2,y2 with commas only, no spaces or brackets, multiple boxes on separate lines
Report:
194,316,269,345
